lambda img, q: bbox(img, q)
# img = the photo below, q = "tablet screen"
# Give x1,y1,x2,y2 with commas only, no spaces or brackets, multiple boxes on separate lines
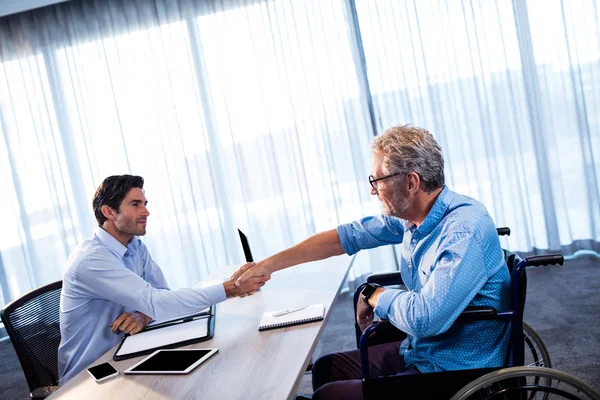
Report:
128,349,216,373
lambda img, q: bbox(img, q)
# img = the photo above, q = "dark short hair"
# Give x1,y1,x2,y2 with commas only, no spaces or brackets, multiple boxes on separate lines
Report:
92,175,144,226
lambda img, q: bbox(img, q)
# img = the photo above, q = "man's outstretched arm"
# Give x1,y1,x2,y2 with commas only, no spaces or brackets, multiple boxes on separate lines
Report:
77,254,269,323
235,214,406,287
234,229,344,287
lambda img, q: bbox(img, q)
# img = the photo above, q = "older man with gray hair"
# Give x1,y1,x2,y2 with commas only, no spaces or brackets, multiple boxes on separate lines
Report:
234,125,510,399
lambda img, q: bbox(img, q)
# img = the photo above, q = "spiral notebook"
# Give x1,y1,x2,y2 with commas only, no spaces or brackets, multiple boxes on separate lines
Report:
258,304,325,331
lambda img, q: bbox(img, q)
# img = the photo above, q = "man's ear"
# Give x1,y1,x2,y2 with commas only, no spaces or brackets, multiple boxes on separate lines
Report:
101,205,116,221
406,172,421,194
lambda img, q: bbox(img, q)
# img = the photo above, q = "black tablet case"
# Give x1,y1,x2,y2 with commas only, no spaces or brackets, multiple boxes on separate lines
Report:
113,305,215,361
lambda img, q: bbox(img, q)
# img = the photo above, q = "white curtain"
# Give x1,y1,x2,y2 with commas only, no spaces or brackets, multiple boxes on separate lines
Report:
355,0,600,254
1,0,599,316
0,0,393,310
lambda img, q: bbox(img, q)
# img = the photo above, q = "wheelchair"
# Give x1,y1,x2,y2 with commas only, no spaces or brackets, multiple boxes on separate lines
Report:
352,228,600,399
353,228,550,369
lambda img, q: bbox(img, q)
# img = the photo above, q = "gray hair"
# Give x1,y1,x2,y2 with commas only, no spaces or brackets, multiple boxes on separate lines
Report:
371,124,445,193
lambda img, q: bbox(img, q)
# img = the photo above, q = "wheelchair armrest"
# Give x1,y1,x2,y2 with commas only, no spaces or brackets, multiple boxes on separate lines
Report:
456,306,498,322
355,319,407,349
367,272,403,286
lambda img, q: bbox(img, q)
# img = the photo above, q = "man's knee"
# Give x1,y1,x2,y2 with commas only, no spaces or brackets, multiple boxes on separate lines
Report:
312,353,334,391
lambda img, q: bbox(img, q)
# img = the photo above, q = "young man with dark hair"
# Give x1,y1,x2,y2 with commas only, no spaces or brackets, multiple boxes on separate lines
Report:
58,175,268,383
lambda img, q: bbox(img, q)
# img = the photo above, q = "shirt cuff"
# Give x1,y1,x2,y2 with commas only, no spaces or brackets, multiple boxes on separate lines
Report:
204,282,227,304
374,288,404,319
336,224,358,255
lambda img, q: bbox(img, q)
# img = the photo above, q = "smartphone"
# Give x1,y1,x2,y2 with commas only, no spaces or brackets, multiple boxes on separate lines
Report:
87,362,119,383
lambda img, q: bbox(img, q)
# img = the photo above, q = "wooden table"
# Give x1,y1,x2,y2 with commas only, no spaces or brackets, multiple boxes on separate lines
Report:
49,255,355,400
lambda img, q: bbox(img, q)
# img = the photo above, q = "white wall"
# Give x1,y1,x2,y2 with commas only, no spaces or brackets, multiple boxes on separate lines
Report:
0,0,70,18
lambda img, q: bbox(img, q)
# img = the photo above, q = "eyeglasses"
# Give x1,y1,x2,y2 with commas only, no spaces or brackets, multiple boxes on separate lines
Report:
368,172,404,190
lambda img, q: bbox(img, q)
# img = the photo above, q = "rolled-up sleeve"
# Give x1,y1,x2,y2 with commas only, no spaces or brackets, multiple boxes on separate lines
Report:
374,288,405,316
337,215,404,255
374,231,488,338
74,251,226,322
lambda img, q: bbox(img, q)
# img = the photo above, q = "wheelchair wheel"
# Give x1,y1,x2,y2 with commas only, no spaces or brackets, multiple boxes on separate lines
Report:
450,366,600,400
522,322,552,400
523,321,551,368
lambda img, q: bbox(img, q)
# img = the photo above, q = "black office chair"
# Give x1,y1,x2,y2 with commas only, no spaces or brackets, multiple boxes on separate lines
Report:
1,281,62,399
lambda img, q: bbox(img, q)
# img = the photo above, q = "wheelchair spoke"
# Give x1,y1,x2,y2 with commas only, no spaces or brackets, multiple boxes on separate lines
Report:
462,377,584,400
528,361,545,368
477,385,583,400
500,381,508,400
527,342,543,354
523,323,552,371
524,337,547,368
527,341,542,352
452,367,599,400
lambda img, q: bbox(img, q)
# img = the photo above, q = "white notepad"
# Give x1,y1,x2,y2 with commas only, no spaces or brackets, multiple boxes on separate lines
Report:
258,304,325,331
116,318,209,357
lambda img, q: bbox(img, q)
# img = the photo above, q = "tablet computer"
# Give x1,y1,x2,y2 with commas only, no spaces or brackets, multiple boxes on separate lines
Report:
124,349,218,375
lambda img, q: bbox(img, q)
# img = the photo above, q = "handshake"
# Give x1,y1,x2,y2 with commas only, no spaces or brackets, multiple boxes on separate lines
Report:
223,261,273,298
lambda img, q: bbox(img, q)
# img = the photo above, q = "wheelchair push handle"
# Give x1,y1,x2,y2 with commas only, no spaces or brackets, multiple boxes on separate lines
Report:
496,227,511,236
525,254,564,267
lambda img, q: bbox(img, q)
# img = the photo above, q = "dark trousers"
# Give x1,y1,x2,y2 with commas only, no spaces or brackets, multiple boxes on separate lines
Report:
311,341,420,400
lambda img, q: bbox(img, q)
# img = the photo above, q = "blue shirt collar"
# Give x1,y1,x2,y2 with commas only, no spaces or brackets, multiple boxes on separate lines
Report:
94,226,130,259
412,186,452,237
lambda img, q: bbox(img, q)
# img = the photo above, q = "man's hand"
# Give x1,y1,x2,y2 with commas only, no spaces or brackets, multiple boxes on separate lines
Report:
234,261,272,288
110,312,151,335
356,297,375,333
357,287,385,332
229,262,256,282
224,273,271,298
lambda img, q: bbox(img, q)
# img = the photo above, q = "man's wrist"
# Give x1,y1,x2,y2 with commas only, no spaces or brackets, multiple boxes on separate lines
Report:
367,287,385,308
260,257,279,275
361,283,380,306
223,281,236,298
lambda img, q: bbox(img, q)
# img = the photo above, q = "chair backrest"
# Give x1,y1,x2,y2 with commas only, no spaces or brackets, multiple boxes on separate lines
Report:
1,281,62,394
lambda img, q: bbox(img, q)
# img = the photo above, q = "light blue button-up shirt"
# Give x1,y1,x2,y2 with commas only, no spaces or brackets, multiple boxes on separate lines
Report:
337,186,510,373
58,227,226,383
